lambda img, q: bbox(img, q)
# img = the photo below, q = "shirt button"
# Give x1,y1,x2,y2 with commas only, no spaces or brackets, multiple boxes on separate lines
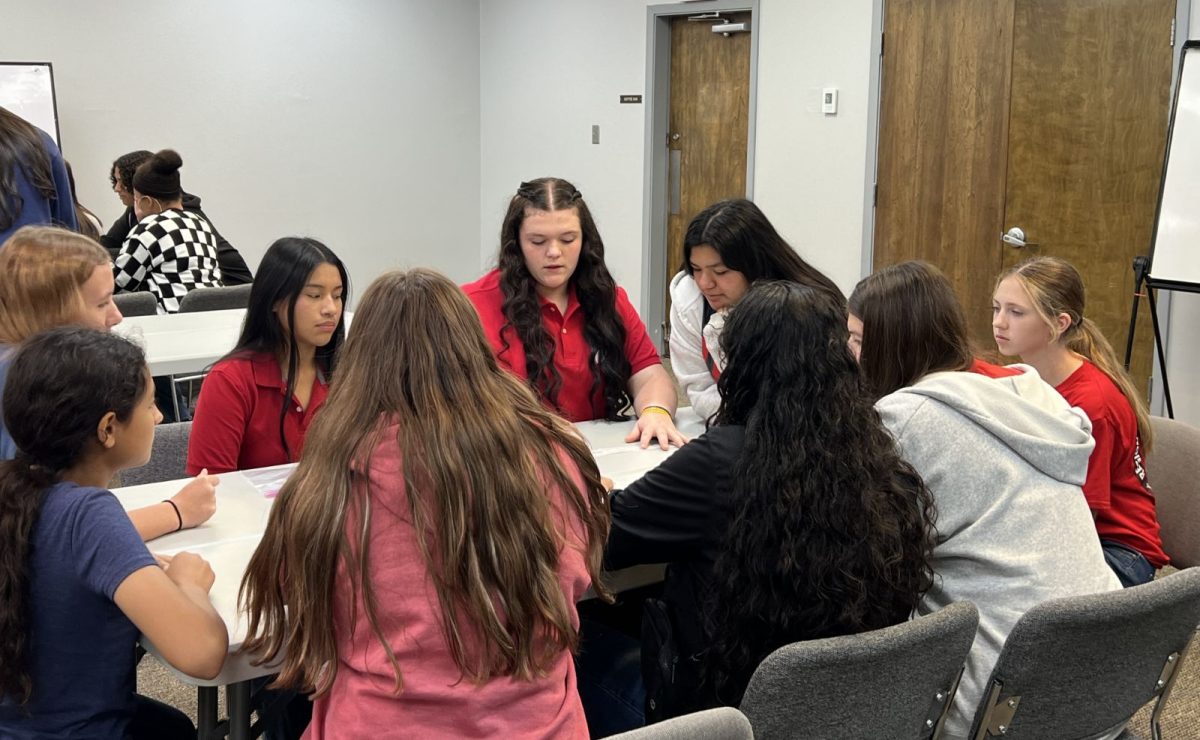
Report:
296,405,303,413
562,327,567,334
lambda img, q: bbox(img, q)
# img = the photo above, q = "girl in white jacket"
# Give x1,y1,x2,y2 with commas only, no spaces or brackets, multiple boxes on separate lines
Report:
669,199,840,419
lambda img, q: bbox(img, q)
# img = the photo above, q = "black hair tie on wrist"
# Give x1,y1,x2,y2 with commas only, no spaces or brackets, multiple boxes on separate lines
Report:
163,499,183,532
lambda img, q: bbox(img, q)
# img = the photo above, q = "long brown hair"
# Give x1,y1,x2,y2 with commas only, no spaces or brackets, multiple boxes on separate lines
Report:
0,226,111,344
239,268,612,697
848,261,974,397
999,256,1153,450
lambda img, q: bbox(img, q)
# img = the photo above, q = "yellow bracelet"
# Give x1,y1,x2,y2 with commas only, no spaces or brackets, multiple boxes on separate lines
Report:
640,405,673,418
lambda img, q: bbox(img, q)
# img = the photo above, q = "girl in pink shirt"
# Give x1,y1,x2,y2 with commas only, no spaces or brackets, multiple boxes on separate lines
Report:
241,268,611,739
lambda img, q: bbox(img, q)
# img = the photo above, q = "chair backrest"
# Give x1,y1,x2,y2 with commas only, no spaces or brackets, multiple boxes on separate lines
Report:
113,291,158,317
1147,416,1200,568
967,567,1200,740
608,707,753,739
120,421,191,486
739,601,980,740
178,283,253,313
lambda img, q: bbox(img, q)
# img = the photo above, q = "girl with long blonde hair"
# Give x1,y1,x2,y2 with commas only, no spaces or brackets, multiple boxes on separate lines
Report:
992,256,1166,585
240,268,611,738
0,226,217,541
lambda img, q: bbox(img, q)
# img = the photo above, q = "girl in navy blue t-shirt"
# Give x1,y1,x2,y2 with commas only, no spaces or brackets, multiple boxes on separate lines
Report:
0,327,228,739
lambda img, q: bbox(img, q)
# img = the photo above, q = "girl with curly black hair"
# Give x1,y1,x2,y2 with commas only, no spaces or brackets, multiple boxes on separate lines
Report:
603,280,938,720
464,177,685,449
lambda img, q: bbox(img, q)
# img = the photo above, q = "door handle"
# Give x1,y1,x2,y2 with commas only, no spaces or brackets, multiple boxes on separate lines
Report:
1002,226,1039,249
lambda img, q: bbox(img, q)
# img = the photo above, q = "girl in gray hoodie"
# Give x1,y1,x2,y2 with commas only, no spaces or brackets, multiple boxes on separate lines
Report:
849,261,1121,739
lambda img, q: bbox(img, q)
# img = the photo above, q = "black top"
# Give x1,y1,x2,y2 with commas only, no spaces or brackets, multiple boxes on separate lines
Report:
604,424,745,712
100,192,253,285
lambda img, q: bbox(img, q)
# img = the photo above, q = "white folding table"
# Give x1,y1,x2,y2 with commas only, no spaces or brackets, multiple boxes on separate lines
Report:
115,409,704,739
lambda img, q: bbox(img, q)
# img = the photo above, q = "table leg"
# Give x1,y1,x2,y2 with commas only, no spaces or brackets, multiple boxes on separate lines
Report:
227,680,253,740
196,686,218,740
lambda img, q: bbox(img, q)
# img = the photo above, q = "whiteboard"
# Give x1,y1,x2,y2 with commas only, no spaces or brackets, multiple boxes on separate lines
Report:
1149,42,1200,288
0,62,59,147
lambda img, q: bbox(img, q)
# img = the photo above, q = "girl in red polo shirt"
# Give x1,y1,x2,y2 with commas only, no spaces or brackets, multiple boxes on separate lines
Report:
464,177,685,449
992,256,1167,586
187,237,347,475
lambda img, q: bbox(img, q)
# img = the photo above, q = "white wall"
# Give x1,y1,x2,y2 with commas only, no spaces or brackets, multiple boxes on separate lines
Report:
2,0,482,301
478,0,876,300
479,0,652,288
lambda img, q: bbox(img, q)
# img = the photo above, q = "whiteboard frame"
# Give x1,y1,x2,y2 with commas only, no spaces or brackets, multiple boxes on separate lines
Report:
1147,40,1200,294
0,61,61,148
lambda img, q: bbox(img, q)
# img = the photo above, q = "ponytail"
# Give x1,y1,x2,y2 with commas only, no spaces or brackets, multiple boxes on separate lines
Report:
1068,317,1154,452
0,457,58,704
1000,256,1154,453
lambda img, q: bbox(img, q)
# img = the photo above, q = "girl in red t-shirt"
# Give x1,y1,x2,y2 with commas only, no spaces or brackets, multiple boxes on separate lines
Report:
992,256,1166,585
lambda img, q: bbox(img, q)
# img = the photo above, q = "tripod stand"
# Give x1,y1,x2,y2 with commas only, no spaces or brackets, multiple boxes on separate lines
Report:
1122,255,1174,419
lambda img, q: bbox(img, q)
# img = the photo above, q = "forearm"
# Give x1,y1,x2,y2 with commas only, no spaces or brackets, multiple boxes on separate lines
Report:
128,502,183,542
630,365,678,416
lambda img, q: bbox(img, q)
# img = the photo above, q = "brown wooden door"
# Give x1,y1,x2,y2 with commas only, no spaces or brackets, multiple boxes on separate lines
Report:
1001,0,1173,390
875,0,1174,393
666,13,751,326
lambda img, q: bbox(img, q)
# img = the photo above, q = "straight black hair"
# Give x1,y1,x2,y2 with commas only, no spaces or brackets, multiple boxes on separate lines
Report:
0,327,148,704
224,237,349,460
682,199,844,302
0,107,56,232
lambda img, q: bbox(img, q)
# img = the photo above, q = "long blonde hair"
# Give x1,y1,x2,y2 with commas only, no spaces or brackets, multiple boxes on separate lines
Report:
0,226,111,344
239,268,611,697
1000,256,1153,450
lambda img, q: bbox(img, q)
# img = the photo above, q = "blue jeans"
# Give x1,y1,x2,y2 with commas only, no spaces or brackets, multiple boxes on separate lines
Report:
576,617,646,738
1102,540,1156,588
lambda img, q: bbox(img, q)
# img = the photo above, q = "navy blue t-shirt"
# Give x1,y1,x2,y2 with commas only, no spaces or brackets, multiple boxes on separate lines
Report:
0,481,156,738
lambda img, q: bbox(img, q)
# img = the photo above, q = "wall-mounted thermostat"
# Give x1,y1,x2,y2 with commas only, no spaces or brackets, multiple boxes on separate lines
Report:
822,87,838,115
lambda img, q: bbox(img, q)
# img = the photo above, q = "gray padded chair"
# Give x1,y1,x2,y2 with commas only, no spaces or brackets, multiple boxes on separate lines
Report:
967,567,1200,740
1147,416,1200,568
609,707,753,739
739,601,980,740
178,283,253,312
119,421,191,486
113,291,158,317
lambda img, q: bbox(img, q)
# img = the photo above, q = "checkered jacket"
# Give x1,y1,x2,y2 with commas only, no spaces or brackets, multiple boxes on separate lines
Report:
114,209,224,314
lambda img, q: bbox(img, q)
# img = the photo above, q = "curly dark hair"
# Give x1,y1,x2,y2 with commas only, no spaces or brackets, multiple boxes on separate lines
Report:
496,177,632,419
109,150,152,192
0,327,148,705
707,281,937,704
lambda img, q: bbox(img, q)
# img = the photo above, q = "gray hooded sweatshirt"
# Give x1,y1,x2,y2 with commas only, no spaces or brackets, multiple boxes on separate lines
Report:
877,368,1121,739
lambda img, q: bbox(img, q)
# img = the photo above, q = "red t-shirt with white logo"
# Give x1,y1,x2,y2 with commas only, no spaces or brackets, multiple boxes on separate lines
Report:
1056,360,1167,567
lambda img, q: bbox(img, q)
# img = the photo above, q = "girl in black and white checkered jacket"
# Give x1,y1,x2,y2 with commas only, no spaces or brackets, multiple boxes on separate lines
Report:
113,149,222,313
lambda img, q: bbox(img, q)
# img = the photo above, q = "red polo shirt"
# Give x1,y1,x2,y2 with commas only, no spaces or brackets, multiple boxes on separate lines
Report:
186,352,329,475
462,269,661,422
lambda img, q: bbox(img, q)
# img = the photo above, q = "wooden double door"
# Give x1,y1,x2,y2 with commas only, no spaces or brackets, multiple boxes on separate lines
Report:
874,0,1176,392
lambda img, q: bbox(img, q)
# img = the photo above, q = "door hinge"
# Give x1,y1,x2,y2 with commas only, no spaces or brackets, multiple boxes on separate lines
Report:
880,31,885,57
1170,18,1176,48
873,183,879,207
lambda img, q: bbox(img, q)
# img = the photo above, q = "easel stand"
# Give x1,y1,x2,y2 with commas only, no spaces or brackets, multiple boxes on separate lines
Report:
1123,255,1200,420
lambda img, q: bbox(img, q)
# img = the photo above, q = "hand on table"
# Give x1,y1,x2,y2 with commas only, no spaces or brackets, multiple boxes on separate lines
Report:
170,469,219,529
160,551,216,594
624,411,688,450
